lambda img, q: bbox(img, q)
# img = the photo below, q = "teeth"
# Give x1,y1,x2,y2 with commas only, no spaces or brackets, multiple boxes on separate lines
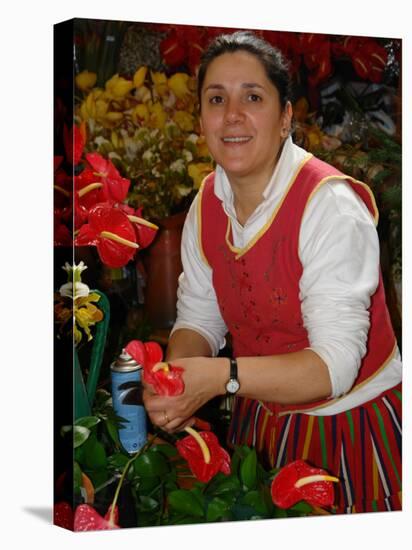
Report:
223,137,251,143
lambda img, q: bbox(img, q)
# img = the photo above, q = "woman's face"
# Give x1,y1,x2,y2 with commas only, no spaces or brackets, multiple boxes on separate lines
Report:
200,51,292,187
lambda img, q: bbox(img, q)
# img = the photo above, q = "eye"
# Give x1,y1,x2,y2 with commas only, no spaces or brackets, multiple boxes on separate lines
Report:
248,93,262,102
209,95,224,104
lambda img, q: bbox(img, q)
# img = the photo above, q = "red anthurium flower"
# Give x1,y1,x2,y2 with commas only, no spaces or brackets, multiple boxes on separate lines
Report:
54,213,73,247
86,152,130,204
63,123,86,166
271,459,339,509
74,504,120,531
74,204,139,268
125,339,184,396
176,429,231,483
160,28,187,67
54,501,73,530
118,204,158,249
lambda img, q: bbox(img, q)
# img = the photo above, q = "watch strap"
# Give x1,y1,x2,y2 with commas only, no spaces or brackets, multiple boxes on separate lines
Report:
230,358,238,380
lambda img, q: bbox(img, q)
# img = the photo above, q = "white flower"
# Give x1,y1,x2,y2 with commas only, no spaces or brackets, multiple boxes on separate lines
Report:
182,149,193,163
142,149,153,162
187,133,199,144
170,158,186,173
60,262,90,299
176,185,192,197
94,136,110,147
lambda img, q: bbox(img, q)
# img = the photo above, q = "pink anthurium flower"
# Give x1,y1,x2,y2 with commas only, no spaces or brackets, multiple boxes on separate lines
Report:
74,504,120,531
176,429,231,483
270,459,339,509
74,204,139,268
86,152,130,203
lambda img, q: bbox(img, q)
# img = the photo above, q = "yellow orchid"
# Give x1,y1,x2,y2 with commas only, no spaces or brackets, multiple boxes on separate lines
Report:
188,162,214,189
196,136,211,158
135,85,152,103
173,110,195,132
133,66,148,88
105,74,134,99
74,293,104,344
76,70,97,92
168,73,190,99
132,103,150,124
149,102,167,129
111,130,124,149
151,71,168,96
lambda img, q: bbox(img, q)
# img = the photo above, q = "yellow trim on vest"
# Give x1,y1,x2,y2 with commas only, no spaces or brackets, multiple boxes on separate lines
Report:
303,175,379,226
196,179,211,268
278,341,398,417
224,154,314,260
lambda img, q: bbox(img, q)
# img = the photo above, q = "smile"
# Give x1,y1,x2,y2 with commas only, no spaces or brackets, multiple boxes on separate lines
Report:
221,136,253,143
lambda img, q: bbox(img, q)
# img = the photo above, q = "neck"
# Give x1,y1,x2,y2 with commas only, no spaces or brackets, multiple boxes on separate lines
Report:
228,138,287,225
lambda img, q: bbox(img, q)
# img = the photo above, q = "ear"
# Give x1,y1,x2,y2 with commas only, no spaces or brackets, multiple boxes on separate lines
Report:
281,101,293,132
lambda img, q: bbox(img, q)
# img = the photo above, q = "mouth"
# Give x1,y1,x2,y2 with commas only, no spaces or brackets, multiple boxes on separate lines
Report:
221,136,253,145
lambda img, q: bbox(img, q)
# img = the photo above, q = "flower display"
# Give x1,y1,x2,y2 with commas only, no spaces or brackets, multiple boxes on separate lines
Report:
75,67,214,220
270,459,339,509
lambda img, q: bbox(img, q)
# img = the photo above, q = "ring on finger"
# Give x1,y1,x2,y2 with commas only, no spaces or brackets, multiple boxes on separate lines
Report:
163,411,170,425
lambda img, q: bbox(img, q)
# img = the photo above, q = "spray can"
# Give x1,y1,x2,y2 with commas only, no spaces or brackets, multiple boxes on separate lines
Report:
110,349,147,454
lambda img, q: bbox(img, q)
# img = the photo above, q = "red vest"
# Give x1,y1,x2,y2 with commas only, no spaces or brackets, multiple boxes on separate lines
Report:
199,155,396,413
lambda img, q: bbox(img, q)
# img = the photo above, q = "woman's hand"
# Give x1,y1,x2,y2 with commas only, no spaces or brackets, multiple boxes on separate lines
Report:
143,356,228,433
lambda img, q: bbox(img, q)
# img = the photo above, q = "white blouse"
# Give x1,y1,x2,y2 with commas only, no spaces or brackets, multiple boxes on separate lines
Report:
171,136,402,415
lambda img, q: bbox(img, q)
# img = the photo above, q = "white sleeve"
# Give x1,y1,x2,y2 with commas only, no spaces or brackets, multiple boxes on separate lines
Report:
170,194,228,356
299,180,380,398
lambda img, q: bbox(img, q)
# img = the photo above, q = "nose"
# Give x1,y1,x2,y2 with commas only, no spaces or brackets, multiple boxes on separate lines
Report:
224,98,244,125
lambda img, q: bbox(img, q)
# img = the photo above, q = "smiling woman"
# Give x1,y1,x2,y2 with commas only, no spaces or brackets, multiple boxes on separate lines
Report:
142,31,402,515
199,51,292,221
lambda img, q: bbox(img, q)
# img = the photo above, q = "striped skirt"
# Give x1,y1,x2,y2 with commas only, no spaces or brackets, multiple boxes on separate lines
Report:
227,384,402,514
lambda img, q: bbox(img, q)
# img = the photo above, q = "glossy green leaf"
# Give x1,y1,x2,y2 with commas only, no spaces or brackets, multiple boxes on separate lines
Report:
241,490,269,516
75,416,101,429
73,426,91,448
168,489,205,518
289,500,313,514
152,443,178,458
206,474,241,496
206,496,232,522
73,461,83,493
131,449,169,477
138,495,160,512
240,449,257,489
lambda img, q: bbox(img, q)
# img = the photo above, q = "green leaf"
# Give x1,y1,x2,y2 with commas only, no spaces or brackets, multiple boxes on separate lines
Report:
206,474,241,496
274,507,288,518
168,489,205,518
131,449,169,478
75,416,101,429
107,452,129,471
137,495,160,513
80,433,107,469
152,443,178,458
206,496,232,522
73,426,91,448
240,449,257,489
289,500,313,514
241,490,269,516
133,476,160,494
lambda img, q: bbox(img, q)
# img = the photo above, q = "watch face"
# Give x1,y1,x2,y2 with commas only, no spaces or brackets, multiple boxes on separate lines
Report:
226,378,240,394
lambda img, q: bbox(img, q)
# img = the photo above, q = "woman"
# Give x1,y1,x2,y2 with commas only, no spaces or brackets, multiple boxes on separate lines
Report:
143,31,402,513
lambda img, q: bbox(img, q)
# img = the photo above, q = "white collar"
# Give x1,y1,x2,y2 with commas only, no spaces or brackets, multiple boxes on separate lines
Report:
214,136,307,226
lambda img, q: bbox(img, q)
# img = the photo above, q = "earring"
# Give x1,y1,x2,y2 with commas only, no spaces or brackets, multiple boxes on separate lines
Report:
281,128,288,137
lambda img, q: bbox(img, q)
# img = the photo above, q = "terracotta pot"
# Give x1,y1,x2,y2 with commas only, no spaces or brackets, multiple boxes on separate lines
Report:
141,210,187,330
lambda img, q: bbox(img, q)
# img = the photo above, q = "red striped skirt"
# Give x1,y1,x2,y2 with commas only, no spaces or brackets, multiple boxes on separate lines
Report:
227,384,402,514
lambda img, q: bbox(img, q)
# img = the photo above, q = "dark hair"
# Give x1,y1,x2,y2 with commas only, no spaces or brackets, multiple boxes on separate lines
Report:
197,31,292,108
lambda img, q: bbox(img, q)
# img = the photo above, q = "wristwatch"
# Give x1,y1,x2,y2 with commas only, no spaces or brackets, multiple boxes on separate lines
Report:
225,358,240,394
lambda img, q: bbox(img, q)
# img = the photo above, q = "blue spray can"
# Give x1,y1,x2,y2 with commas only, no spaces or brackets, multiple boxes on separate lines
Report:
110,349,147,454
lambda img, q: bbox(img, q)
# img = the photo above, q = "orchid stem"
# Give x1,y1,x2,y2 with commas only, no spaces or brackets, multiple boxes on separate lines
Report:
108,433,158,526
